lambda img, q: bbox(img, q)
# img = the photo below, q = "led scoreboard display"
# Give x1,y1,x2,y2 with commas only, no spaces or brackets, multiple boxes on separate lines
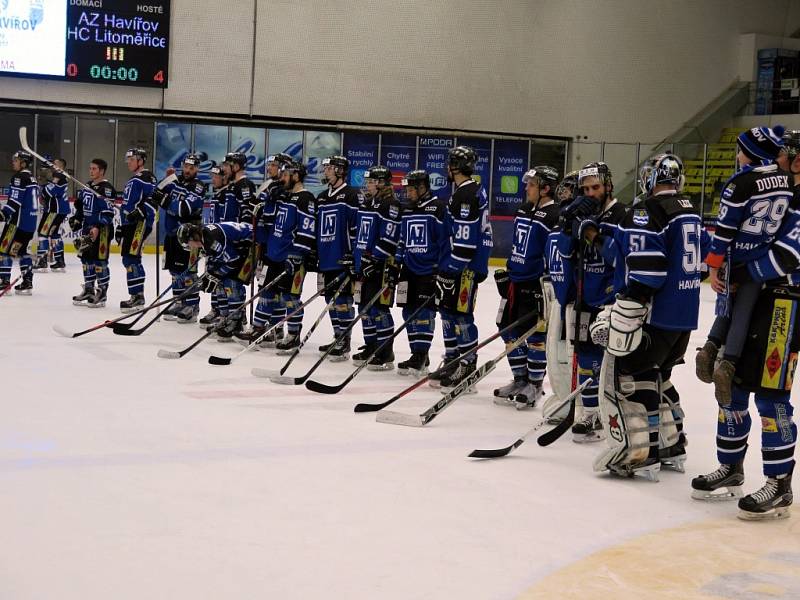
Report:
0,0,171,88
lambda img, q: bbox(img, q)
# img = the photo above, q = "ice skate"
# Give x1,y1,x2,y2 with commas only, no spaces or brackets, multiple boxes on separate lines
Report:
367,346,394,371
738,470,793,521
32,255,48,271
120,293,145,313
513,381,545,410
162,302,182,321
440,360,477,394
275,333,301,355
14,277,33,295
49,258,66,272
493,377,528,405
691,462,744,501
659,443,687,473
72,284,94,306
176,305,199,324
352,343,377,366
608,457,661,482
86,286,107,308
199,308,221,329
572,409,604,443
397,352,429,377
327,336,351,362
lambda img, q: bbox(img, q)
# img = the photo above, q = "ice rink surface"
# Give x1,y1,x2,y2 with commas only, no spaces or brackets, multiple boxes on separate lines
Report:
1,255,798,599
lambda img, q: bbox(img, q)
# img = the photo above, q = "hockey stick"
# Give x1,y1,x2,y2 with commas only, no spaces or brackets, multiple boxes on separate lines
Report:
157,271,287,360
0,275,23,299
112,280,204,336
353,312,536,413
251,275,351,379
211,272,347,366
267,284,388,385
20,127,104,198
376,321,541,427
306,294,435,394
467,379,592,458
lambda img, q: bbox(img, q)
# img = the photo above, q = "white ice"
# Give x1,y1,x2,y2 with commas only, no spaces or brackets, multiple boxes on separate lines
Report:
0,255,792,599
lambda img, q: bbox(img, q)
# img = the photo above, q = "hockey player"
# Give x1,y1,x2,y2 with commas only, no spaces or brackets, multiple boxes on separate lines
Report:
69,158,117,307
149,154,206,323
586,153,702,480
199,165,233,328
177,221,254,339
33,157,69,273
392,170,448,376
555,162,627,441
226,151,257,225
696,126,792,405
494,166,560,409
0,150,39,295
117,148,157,312
692,130,800,519
348,165,402,370
250,153,293,344
252,160,316,350
315,155,360,361
433,146,493,390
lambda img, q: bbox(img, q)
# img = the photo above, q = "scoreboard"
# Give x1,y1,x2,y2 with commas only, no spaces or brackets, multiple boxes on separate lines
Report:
0,0,170,88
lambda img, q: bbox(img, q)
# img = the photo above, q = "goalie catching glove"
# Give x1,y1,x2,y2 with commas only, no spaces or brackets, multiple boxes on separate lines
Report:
606,296,649,357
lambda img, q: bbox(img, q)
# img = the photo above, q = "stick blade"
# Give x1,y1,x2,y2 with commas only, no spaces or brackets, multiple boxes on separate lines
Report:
354,401,387,413
157,349,182,359
468,446,514,459
375,410,424,427
304,379,342,395
19,126,29,149
110,322,133,334
270,375,301,385
537,399,576,446
113,326,141,336
208,355,232,366
251,368,279,379
52,324,76,338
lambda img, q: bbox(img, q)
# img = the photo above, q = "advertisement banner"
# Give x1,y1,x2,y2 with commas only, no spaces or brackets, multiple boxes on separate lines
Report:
456,136,491,192
154,121,191,180
267,129,304,163
343,132,379,189
193,124,228,184
418,135,453,201
304,130,342,196
230,126,266,184
380,133,416,189
491,139,528,217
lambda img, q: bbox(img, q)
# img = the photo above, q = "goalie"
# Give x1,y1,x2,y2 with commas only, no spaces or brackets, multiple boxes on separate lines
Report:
585,153,706,481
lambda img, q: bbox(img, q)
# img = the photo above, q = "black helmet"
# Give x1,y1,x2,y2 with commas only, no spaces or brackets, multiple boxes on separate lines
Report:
782,130,800,162
578,161,612,191
210,165,224,177
267,152,293,166
12,150,33,167
402,169,430,189
555,171,578,203
184,153,203,166
177,223,203,250
322,155,349,173
282,160,307,182
523,165,559,195
125,147,147,161
364,165,393,185
639,153,684,196
224,152,247,169
448,145,478,175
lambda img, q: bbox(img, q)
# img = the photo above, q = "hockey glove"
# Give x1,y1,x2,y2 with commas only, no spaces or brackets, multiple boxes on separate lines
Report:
148,188,170,210
304,252,319,273
200,273,221,293
68,215,82,232
589,304,612,347
570,195,600,218
385,261,401,286
284,254,304,276
494,269,510,298
338,253,356,277
114,226,123,246
607,296,649,357
73,234,93,257
127,203,147,223
435,272,457,305
361,255,382,279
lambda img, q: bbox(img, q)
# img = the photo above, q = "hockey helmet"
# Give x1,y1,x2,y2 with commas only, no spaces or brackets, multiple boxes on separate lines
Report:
523,165,559,194
556,171,579,203
12,150,33,168
640,153,684,196
267,152,293,166
224,152,247,169
184,153,203,166
282,160,307,182
448,146,478,176
402,169,431,189
125,147,148,162
177,223,203,250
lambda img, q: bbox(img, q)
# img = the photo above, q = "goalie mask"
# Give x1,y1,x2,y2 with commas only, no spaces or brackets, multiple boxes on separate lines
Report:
639,153,684,196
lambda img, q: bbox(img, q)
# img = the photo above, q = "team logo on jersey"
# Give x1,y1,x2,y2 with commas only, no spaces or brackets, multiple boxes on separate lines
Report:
406,220,428,248
389,204,400,219
322,212,337,237
275,206,288,234
512,223,531,257
632,209,649,226
722,184,735,200
460,203,470,219
357,217,374,245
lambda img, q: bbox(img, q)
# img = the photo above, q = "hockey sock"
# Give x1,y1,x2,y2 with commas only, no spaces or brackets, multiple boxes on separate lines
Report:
283,292,303,335
455,315,478,360
183,273,200,308
171,271,185,300
717,387,752,466
0,256,11,281
404,307,435,354
81,261,96,287
53,238,64,262
755,395,796,477
123,255,146,295
334,295,355,335
252,291,275,328
527,331,547,382
577,347,602,409
374,308,394,347
361,311,377,347
440,312,459,359
94,261,110,289
37,238,49,257
20,254,33,279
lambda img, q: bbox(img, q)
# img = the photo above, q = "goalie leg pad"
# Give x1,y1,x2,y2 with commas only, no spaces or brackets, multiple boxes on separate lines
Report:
545,299,572,407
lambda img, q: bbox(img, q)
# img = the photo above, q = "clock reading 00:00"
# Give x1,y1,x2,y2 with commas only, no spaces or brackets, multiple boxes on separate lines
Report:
89,65,139,82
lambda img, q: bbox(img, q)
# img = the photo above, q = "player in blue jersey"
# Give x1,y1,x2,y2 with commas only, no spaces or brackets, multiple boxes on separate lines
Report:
393,170,448,376
245,160,316,349
692,132,799,519
226,152,257,225
555,162,627,442
199,165,232,328
583,154,702,481
249,153,293,344
33,157,69,273
433,146,493,391
117,148,157,313
178,221,254,340
149,154,206,323
696,126,793,405
315,155,360,361
68,158,117,307
0,150,39,295
347,165,402,370
494,166,560,409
